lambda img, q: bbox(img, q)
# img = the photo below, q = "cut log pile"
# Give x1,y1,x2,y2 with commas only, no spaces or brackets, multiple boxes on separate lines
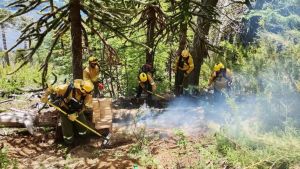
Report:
92,98,113,131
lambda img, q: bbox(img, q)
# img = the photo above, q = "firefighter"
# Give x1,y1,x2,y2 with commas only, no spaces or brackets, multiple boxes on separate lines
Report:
208,62,233,103
41,79,94,145
173,49,194,96
83,56,102,97
136,64,157,105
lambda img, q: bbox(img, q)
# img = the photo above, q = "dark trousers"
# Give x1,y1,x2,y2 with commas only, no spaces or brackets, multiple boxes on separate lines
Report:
93,82,100,98
136,82,152,104
61,109,89,144
175,70,188,96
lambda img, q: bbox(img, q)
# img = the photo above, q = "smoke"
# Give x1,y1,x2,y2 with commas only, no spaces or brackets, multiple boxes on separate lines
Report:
132,64,300,137
129,1,300,136
134,97,207,135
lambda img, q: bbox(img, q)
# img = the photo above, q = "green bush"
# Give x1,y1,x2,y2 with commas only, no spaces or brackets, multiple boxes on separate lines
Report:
0,64,41,94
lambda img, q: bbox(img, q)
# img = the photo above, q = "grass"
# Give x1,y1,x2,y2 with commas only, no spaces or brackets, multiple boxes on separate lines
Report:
192,125,300,169
174,129,188,154
0,146,18,169
127,108,159,168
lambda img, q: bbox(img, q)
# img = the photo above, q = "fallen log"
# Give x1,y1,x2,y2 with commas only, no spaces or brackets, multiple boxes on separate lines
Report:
0,110,36,134
0,98,114,135
0,108,58,135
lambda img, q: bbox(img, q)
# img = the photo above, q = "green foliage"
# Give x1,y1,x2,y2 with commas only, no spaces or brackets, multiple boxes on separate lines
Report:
128,127,158,168
14,49,28,63
204,0,300,130
0,147,18,169
193,127,300,168
174,129,188,152
0,64,41,94
0,147,10,169
0,51,5,58
105,32,172,96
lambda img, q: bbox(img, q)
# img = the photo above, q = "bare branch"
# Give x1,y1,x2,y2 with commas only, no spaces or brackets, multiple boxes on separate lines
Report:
41,35,60,88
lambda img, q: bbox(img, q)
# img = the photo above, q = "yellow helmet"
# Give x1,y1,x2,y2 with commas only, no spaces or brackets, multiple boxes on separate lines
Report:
74,79,94,94
139,72,148,82
181,49,190,58
213,62,225,72
218,63,224,69
88,56,98,63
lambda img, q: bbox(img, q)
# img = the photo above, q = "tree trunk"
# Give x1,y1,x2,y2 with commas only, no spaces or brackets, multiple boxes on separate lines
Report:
188,0,219,86
70,0,83,79
1,23,10,66
174,22,188,96
145,5,156,66
240,0,265,46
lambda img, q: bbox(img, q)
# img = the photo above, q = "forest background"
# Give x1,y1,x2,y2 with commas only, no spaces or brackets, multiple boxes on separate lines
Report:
1,0,300,168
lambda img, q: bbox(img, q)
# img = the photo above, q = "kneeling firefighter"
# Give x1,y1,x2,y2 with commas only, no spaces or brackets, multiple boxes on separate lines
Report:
208,63,233,103
41,79,94,145
136,64,157,105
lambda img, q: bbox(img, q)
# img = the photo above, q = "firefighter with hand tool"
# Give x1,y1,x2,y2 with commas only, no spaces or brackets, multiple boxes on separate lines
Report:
173,49,194,96
208,62,233,103
135,64,157,105
40,79,94,146
83,56,104,97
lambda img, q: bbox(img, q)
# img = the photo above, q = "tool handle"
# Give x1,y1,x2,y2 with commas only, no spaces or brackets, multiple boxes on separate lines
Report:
47,101,108,141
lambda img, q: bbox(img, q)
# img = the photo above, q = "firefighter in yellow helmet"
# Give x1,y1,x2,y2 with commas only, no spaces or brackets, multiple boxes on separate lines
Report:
136,64,157,105
41,79,93,145
208,63,233,102
173,49,194,96
83,56,101,97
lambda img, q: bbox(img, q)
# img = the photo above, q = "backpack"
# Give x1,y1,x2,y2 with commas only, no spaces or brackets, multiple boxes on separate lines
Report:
215,68,230,81
214,68,232,90
178,55,190,68
138,64,154,80
51,83,86,113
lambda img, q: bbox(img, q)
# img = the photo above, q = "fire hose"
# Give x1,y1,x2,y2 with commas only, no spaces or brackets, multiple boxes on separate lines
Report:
47,101,111,145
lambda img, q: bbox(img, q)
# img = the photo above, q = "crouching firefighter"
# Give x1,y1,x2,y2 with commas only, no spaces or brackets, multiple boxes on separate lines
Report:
41,79,94,145
208,63,233,103
173,49,194,96
136,64,157,105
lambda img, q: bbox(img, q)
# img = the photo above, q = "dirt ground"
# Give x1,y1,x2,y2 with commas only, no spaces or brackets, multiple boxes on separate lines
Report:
0,124,215,169
0,127,216,169
0,96,216,169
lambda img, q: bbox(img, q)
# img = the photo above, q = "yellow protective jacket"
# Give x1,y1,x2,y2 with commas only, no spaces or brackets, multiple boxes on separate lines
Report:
139,72,157,92
83,65,100,83
42,83,93,110
208,68,233,91
173,55,194,74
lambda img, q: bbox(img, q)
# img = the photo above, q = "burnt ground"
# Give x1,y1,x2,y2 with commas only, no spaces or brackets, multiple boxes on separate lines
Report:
0,95,224,169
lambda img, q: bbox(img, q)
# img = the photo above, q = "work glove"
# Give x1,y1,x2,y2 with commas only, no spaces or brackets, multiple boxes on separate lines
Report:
40,96,48,103
172,67,177,73
68,113,78,121
184,73,188,77
98,83,104,91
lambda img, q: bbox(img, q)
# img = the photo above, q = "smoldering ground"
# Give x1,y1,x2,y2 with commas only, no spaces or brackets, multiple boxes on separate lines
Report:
120,66,300,137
